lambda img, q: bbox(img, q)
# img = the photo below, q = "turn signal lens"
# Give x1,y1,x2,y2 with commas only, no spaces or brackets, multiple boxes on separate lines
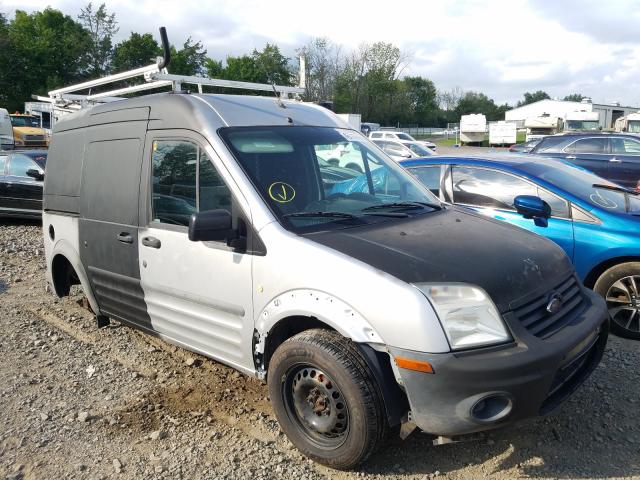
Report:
395,357,434,374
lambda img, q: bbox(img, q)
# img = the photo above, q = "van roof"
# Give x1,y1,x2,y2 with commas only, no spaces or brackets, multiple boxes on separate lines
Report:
53,92,346,133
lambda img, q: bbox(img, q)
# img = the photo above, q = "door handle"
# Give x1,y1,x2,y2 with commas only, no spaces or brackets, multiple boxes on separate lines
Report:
142,236,161,249
609,157,622,163
565,155,576,160
117,232,133,244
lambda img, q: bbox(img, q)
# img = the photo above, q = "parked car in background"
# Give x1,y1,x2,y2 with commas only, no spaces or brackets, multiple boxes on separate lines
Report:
0,149,47,218
372,139,435,161
530,133,640,192
509,138,541,153
0,108,15,150
402,155,640,339
369,130,437,150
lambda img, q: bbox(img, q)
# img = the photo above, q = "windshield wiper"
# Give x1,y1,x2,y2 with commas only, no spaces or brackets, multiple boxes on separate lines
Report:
283,211,359,220
361,201,442,212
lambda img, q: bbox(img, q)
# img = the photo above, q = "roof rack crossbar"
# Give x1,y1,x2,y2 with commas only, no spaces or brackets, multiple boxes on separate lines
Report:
48,63,163,98
155,73,305,95
85,80,173,100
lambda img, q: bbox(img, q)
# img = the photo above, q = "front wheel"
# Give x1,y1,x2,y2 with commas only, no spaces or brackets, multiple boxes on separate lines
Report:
594,262,640,339
267,329,386,470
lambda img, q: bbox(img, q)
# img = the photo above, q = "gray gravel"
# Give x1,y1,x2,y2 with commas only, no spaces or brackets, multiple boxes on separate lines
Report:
1,219,639,479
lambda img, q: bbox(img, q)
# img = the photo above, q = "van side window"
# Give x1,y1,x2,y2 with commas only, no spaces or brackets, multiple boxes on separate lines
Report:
151,140,231,226
199,151,232,211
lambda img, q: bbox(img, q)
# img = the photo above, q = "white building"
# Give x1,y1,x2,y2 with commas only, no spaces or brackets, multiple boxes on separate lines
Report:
505,99,639,129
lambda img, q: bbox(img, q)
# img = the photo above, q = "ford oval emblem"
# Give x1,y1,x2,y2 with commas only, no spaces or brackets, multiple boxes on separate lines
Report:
546,293,563,315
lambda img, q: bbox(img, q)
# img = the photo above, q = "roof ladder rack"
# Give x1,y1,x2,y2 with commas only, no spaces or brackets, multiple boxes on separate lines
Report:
45,26,305,108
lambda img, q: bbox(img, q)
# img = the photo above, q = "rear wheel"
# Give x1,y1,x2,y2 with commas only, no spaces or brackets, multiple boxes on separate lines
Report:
594,262,640,339
267,329,386,470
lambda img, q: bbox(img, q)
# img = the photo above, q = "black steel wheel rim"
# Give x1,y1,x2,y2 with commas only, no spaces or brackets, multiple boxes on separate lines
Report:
606,275,640,333
282,364,350,449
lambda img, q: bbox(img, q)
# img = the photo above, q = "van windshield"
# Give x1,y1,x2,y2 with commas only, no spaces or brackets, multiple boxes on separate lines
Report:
219,126,441,230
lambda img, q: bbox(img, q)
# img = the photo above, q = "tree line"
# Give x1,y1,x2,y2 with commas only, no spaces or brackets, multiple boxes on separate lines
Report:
0,4,586,127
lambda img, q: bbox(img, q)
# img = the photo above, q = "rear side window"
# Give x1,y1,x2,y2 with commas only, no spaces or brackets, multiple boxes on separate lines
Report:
408,166,443,197
8,154,38,177
611,137,640,155
370,132,382,139
565,138,607,154
151,140,231,226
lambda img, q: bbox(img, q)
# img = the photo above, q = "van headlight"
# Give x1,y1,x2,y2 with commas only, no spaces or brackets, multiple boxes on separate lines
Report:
415,284,511,350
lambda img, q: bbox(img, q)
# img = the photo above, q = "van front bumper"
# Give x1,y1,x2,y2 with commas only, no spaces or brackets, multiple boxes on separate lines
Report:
388,289,608,436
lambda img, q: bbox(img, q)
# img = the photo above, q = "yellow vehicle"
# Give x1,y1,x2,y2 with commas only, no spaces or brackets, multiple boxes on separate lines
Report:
10,113,49,148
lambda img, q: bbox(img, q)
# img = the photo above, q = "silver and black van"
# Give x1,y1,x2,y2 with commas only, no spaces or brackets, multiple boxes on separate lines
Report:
42,36,608,470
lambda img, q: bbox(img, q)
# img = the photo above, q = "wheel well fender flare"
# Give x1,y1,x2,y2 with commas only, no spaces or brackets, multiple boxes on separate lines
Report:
49,240,99,314
255,289,384,349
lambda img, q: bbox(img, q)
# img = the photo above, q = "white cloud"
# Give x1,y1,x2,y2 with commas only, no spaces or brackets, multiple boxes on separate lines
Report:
3,0,639,106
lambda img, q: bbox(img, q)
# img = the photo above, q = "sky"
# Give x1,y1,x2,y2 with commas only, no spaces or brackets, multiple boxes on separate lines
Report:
3,0,640,107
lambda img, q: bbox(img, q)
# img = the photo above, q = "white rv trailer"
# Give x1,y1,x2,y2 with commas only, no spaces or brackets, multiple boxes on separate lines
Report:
563,110,600,133
488,121,517,146
524,114,563,141
459,114,486,144
614,112,640,133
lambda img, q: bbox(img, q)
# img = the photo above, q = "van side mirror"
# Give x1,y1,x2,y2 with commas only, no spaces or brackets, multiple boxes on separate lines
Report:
188,209,232,242
26,168,44,181
514,195,551,228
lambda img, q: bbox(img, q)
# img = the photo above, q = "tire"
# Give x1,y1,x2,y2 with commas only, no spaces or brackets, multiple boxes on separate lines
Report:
327,158,340,166
267,329,386,470
593,262,640,339
345,163,363,173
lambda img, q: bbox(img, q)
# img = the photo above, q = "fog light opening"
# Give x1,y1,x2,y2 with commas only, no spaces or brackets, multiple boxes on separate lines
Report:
470,394,513,423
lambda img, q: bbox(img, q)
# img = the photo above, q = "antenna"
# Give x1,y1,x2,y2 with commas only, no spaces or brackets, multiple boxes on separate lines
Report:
158,27,171,70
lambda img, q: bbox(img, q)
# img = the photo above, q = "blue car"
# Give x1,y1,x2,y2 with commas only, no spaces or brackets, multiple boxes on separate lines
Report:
394,155,640,339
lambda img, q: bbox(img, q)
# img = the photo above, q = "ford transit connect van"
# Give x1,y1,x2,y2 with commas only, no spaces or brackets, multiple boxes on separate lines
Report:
43,91,608,469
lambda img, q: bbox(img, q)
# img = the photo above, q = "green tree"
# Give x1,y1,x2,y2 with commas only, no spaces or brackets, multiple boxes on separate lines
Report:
517,90,550,107
563,93,585,102
78,2,118,76
170,38,207,76
403,76,438,125
0,8,91,112
112,32,161,72
0,13,9,106
455,92,506,121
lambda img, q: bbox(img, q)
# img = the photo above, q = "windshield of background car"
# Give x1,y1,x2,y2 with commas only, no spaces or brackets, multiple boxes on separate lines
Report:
628,121,640,134
396,133,413,141
10,116,39,127
407,143,432,156
219,126,440,230
23,151,47,169
522,161,640,214
533,136,570,152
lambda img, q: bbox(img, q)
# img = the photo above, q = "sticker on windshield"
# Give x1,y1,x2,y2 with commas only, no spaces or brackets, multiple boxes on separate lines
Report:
590,191,618,209
268,182,296,203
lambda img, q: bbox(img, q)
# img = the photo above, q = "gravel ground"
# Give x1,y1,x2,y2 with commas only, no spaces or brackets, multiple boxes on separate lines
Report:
1,220,639,480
